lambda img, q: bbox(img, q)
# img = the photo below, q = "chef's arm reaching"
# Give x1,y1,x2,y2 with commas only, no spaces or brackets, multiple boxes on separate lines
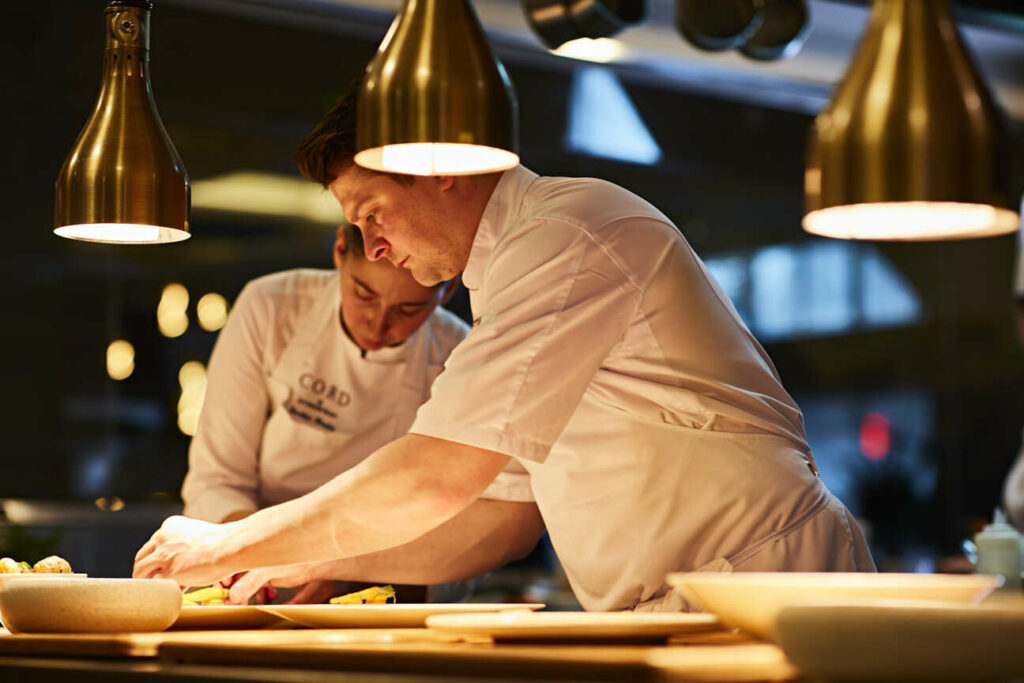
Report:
225,498,544,603
133,434,512,587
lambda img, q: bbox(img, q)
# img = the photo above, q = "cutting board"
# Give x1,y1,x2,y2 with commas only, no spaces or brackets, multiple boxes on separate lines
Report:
160,638,660,681
0,628,445,658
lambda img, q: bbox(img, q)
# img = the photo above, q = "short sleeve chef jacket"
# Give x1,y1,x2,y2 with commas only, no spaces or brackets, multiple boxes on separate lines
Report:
411,166,866,611
182,269,532,523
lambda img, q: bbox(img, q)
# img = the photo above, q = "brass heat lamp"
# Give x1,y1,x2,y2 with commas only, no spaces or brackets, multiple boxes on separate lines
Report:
355,0,519,176
55,0,190,244
804,0,1020,241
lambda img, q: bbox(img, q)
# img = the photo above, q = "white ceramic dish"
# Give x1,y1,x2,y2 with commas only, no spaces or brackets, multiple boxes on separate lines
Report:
666,572,1002,641
171,604,287,630
0,572,87,583
258,602,545,629
0,577,181,633
426,610,721,642
776,599,1024,681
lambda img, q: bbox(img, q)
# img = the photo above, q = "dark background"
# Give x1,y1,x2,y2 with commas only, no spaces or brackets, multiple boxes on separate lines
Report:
1,0,1022,577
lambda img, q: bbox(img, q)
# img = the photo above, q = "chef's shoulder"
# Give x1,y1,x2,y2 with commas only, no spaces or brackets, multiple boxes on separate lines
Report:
422,304,470,363
522,176,675,237
233,268,336,334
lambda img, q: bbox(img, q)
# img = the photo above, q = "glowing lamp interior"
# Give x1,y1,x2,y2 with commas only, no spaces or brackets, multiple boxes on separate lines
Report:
355,143,519,176
803,202,1019,240
54,223,190,244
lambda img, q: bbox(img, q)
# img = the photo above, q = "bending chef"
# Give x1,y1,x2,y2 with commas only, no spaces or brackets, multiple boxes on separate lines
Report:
135,76,874,611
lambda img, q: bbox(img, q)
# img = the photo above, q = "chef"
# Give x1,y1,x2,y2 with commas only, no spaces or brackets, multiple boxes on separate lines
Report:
1002,216,1024,530
134,80,874,611
179,223,538,602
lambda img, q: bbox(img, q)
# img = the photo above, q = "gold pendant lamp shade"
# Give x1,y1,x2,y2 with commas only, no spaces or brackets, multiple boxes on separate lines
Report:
355,0,519,176
54,0,190,244
803,0,1020,241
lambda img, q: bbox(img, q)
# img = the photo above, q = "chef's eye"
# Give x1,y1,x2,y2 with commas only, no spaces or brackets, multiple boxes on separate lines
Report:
354,286,374,301
399,305,424,317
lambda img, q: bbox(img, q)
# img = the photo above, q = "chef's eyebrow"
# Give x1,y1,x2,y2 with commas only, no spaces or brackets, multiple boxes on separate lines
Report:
347,197,369,225
351,275,431,307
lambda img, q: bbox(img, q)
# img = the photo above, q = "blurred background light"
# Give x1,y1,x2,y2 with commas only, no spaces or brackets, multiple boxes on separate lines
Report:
177,360,207,436
197,293,229,332
158,283,189,338
105,339,135,381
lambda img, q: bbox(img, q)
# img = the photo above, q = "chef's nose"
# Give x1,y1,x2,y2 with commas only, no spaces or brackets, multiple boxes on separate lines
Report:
363,226,390,262
366,306,388,336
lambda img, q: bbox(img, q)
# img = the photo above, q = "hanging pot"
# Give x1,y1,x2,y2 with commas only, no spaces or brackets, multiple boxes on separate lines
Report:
523,0,646,50
569,0,647,39
740,0,810,61
675,0,765,52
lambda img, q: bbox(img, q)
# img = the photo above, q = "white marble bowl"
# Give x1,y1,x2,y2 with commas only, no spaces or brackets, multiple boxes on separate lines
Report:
667,572,1002,641
0,577,181,633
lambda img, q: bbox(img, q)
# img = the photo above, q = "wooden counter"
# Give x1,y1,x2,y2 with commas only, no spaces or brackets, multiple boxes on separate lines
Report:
0,627,798,681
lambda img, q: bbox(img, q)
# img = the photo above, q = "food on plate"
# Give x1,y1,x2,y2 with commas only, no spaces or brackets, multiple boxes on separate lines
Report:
0,558,31,574
182,586,231,606
329,585,396,605
32,556,73,573
1,555,73,574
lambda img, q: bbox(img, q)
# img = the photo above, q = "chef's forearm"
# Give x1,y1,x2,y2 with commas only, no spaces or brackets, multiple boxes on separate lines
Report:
216,434,511,572
309,498,544,585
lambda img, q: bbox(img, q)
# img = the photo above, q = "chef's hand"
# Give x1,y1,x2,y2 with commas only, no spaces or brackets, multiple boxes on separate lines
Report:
133,515,238,587
226,563,331,604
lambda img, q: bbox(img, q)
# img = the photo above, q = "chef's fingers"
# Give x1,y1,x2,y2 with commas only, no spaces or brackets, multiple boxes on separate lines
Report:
227,571,267,604
134,534,159,564
218,571,246,588
132,555,160,579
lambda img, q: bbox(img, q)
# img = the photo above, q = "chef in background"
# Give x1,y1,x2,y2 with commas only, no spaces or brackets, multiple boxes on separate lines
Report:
135,76,873,611
180,223,538,602
1002,216,1024,529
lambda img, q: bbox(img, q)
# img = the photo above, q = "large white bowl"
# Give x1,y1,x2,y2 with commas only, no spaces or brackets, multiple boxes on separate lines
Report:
666,572,1002,641
0,577,181,633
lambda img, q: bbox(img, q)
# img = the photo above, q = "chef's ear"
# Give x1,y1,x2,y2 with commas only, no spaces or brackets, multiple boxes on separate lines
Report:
333,226,347,270
436,175,455,191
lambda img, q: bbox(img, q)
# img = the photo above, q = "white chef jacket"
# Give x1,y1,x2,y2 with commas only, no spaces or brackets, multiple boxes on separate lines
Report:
1003,430,1024,530
411,166,873,612
182,269,532,523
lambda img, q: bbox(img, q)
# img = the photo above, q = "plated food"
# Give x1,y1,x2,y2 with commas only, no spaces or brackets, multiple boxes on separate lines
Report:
0,555,73,574
182,586,230,606
330,585,396,605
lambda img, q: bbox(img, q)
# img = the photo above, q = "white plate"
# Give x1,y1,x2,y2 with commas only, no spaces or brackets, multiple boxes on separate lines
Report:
171,605,287,630
666,572,1001,641
258,603,545,629
0,572,87,583
425,610,721,642
776,599,1024,681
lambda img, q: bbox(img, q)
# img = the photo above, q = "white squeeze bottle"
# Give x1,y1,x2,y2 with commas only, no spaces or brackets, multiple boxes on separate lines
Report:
975,508,1022,590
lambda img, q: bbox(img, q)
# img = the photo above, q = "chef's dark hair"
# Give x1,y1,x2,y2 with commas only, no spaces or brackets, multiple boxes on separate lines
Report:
295,73,414,189
341,224,367,260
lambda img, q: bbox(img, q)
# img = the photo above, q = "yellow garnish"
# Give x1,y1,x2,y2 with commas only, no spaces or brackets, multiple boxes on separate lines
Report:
329,585,396,605
182,586,231,605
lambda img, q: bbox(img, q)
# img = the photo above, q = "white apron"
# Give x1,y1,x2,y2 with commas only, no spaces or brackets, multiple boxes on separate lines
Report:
257,283,440,508
522,388,875,613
